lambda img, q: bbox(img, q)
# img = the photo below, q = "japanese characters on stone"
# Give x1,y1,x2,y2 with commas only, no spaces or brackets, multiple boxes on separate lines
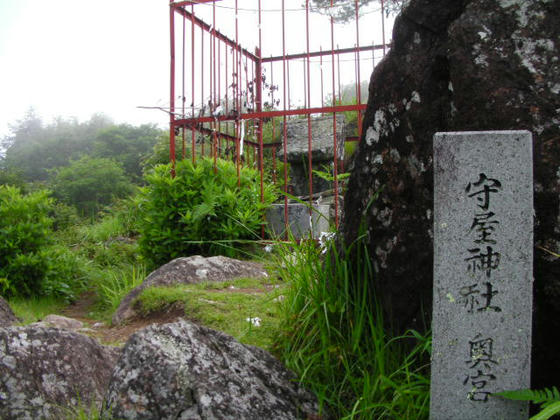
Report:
462,173,502,401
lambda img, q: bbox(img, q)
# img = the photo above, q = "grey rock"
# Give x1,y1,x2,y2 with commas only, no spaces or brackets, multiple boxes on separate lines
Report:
32,314,84,330
113,256,269,325
0,296,18,327
103,320,319,420
342,0,560,387
278,115,345,163
0,326,121,419
266,203,330,240
278,115,345,196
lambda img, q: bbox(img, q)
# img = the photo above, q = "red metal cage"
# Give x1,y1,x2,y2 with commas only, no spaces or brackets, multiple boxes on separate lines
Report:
168,0,389,237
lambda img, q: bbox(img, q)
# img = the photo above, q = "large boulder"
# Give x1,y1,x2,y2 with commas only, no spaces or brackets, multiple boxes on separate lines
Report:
103,320,319,420
0,326,121,419
113,255,269,325
0,297,18,327
342,0,560,387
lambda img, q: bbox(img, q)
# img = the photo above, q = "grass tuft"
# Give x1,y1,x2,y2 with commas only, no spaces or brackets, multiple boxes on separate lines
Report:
8,296,67,325
272,236,431,419
135,276,285,351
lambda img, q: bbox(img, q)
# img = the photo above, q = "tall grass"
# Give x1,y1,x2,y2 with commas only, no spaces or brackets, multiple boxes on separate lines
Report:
95,264,146,314
273,235,431,419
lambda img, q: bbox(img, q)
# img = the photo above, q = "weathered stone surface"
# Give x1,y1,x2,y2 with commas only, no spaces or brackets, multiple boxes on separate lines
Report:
266,203,330,239
342,0,560,387
103,320,319,420
279,115,345,196
0,326,121,419
431,131,533,419
279,115,345,163
0,296,18,327
113,256,269,325
31,314,84,330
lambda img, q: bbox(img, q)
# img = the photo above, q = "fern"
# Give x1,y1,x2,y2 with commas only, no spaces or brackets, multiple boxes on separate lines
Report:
494,387,560,420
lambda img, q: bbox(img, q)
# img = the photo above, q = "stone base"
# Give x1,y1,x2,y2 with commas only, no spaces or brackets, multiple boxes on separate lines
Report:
266,203,330,240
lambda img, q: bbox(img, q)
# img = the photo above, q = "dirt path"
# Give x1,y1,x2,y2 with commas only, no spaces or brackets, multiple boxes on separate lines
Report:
61,293,185,346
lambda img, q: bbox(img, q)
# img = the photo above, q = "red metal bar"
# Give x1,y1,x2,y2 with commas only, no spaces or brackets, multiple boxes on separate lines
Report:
320,47,324,108
179,123,279,148
173,7,258,62
270,59,277,185
257,0,265,238
262,44,386,63
281,0,288,237
171,0,219,7
305,0,313,210
218,36,222,158
182,11,186,159
355,0,363,139
212,1,217,171
235,0,241,184
201,23,205,157
381,0,386,56
170,5,176,177
174,104,367,125
331,0,339,228
191,5,196,164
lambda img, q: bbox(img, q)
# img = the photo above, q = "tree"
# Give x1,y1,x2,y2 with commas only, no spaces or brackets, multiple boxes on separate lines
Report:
50,156,134,215
1,113,114,181
311,0,406,22
92,124,162,182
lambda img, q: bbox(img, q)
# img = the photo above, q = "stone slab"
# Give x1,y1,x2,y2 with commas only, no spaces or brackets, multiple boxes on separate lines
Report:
278,115,345,163
431,131,533,420
266,203,330,240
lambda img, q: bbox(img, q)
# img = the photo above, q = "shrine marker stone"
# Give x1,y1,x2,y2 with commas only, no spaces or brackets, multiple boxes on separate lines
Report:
431,131,533,420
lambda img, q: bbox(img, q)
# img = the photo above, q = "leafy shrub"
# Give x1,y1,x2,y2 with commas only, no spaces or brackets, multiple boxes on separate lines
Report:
138,158,277,266
0,186,53,297
40,245,87,301
0,186,85,300
50,156,134,216
50,201,80,231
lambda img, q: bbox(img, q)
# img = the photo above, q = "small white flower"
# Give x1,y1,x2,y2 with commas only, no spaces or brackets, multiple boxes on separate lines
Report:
246,317,261,327
318,231,336,254
264,244,273,253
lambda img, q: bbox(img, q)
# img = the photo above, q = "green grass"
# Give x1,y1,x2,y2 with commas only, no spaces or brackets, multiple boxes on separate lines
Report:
8,296,67,325
96,264,146,314
135,276,286,351
272,236,431,419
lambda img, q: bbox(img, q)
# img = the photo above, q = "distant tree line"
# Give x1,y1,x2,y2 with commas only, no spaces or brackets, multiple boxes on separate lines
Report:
0,109,166,215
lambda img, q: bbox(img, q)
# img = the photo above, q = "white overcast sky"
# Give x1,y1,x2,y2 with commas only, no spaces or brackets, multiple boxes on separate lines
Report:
0,0,393,138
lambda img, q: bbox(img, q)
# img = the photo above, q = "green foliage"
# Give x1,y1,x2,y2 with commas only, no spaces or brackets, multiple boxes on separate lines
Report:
494,387,560,420
7,295,66,325
0,186,53,297
273,236,430,418
39,245,88,301
1,111,113,182
51,201,80,231
138,158,277,266
92,123,162,182
50,156,134,216
96,264,146,314
0,168,26,190
136,276,285,350
141,132,184,172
